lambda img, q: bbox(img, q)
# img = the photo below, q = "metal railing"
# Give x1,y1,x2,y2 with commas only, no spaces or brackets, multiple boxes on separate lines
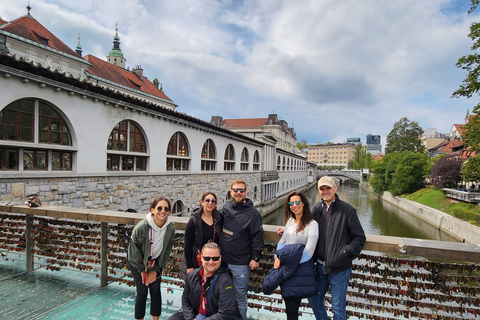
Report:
1,204,480,319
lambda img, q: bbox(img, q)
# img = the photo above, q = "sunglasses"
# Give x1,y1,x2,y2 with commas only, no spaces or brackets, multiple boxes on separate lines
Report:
288,200,302,206
204,199,217,204
156,206,170,212
231,188,246,193
202,256,220,261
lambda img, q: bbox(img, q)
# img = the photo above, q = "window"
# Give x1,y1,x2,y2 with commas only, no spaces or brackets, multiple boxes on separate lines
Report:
224,144,235,171
201,139,216,171
277,156,281,171
253,186,258,200
253,150,260,171
107,120,147,171
0,99,74,171
166,132,190,171
282,157,285,171
171,200,184,217
240,147,249,171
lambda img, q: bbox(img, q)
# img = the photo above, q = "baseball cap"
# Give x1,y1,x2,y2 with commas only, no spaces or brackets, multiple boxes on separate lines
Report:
318,176,336,188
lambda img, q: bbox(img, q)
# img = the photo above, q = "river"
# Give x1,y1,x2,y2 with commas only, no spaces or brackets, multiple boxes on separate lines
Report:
263,184,460,242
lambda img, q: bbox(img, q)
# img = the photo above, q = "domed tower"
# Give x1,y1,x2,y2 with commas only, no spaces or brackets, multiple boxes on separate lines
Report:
107,24,125,68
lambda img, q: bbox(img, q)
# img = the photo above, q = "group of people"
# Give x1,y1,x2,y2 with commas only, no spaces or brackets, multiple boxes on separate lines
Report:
127,176,366,320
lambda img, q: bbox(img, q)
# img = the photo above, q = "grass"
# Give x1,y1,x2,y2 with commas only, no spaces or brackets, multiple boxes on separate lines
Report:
403,186,480,226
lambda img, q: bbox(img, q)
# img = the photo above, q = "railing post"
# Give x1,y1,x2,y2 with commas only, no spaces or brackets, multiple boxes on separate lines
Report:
100,222,108,287
25,215,33,271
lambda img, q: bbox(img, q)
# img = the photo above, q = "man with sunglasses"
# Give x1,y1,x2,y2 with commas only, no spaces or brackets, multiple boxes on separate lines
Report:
308,176,366,320
219,179,264,320
169,242,242,320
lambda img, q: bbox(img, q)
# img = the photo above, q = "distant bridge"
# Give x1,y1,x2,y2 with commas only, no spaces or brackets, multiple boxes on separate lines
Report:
318,170,362,184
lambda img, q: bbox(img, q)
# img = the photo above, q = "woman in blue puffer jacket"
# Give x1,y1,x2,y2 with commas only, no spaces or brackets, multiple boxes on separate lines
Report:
263,191,319,320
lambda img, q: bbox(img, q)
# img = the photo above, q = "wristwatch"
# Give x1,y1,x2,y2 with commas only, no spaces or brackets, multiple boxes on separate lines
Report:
253,257,260,263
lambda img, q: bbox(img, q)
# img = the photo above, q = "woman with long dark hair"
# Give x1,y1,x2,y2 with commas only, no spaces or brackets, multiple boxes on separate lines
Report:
263,191,319,320
180,192,222,280
128,196,176,320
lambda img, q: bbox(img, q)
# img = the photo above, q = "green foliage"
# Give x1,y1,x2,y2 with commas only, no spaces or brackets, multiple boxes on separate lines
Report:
461,154,480,181
348,144,374,170
297,140,308,150
452,1,480,151
385,117,425,154
153,78,159,88
389,152,429,195
369,151,428,195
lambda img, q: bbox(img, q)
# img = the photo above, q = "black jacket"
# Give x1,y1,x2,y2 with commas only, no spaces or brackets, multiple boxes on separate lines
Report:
181,265,242,320
180,208,222,280
312,194,366,274
262,243,317,298
219,199,264,265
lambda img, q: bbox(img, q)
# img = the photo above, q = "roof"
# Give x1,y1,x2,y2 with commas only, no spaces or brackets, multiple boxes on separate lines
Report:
0,14,79,58
84,55,172,102
0,18,7,26
221,118,267,128
437,139,463,153
453,124,465,136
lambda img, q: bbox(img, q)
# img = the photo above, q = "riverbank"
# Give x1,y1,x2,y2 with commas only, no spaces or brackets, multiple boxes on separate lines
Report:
360,182,480,244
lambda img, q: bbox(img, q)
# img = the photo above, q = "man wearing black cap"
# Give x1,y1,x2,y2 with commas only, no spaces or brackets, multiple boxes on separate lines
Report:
308,176,366,320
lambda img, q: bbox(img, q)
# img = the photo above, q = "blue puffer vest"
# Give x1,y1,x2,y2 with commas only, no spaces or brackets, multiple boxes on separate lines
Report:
262,243,317,298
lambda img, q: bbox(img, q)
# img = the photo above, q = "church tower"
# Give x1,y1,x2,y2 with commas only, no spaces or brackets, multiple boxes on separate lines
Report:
107,24,125,68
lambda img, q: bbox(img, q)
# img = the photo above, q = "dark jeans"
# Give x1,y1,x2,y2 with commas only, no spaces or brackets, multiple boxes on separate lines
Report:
284,296,301,320
129,262,162,319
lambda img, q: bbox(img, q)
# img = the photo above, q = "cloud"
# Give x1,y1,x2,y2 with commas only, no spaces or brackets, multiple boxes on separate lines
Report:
0,0,477,145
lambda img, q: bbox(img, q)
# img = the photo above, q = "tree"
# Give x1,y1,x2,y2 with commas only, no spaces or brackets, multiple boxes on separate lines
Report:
348,144,373,170
385,117,425,154
153,78,159,88
461,154,480,182
452,1,480,151
369,151,428,195
430,157,464,189
296,140,308,150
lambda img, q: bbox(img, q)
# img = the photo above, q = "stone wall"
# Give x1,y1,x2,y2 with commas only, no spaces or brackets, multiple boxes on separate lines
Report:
0,173,261,216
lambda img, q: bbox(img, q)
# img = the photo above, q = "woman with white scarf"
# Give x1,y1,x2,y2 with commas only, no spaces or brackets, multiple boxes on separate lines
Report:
128,196,176,320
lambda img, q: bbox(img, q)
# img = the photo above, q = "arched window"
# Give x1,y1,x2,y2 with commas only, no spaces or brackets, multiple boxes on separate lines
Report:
253,150,260,171
0,99,74,171
166,132,190,171
287,158,290,171
282,157,285,171
224,144,235,171
240,147,249,171
107,120,147,171
201,139,216,171
171,200,184,216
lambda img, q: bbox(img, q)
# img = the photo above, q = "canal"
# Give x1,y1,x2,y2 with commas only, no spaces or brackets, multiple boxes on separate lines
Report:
263,184,460,242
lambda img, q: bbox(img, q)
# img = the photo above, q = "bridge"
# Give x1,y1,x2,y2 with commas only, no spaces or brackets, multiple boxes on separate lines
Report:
318,170,362,183
1,205,480,319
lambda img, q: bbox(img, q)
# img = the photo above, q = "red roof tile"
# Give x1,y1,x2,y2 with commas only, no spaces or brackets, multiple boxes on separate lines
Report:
84,55,172,102
438,139,463,153
0,15,79,57
0,18,7,26
454,124,465,136
221,118,267,128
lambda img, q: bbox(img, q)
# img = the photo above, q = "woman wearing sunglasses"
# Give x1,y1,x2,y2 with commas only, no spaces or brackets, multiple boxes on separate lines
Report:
180,192,222,280
263,191,318,320
128,196,176,320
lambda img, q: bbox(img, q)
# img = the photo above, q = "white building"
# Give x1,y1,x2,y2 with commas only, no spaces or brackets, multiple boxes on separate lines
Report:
0,10,312,214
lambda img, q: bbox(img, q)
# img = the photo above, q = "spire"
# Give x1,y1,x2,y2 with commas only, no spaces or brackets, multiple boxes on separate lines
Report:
107,23,126,68
75,33,82,56
27,1,32,16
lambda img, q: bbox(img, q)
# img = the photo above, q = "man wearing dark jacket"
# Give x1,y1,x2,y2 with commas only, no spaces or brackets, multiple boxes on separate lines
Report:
219,179,264,320
169,242,242,320
308,176,366,320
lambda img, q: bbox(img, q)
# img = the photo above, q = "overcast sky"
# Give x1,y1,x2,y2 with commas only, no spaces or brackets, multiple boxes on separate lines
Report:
1,0,478,146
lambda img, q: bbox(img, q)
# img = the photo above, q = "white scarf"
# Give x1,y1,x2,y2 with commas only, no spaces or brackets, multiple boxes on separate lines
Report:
146,213,171,260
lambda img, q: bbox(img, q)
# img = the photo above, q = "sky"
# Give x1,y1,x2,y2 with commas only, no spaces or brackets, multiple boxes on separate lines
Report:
0,0,478,146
